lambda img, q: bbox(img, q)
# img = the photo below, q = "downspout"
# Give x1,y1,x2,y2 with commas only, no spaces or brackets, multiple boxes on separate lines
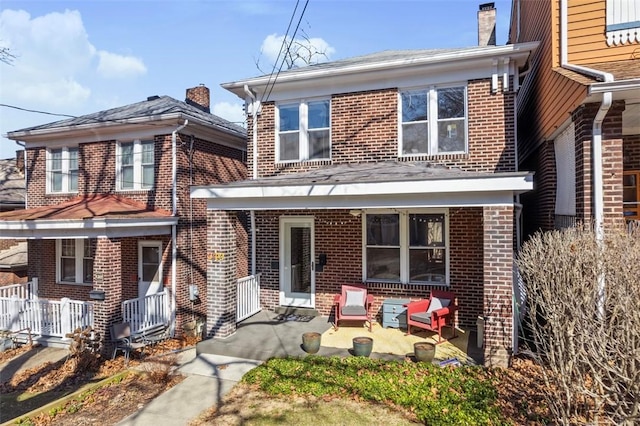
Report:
171,119,188,335
244,84,259,275
560,0,613,316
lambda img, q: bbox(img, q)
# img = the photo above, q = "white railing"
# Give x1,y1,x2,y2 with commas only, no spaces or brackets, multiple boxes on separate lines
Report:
237,273,261,322
0,296,93,338
122,288,169,335
0,278,38,300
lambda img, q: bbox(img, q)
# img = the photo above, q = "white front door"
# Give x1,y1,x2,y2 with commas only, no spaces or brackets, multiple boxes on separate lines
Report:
138,241,163,300
280,217,315,308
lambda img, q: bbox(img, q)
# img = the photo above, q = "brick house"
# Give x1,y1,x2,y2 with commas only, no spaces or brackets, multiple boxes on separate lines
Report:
191,7,539,366
508,0,640,237
0,85,247,347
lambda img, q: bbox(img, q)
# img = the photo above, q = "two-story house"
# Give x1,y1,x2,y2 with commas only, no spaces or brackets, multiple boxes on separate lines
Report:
0,85,247,348
509,0,640,238
191,9,539,366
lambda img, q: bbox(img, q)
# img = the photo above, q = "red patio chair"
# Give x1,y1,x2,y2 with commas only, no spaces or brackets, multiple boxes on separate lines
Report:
404,290,458,344
333,284,374,332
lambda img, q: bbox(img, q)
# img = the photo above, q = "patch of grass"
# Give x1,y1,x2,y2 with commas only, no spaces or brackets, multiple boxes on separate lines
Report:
243,356,504,425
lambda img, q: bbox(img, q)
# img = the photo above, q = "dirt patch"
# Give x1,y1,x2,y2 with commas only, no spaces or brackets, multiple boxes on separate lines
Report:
0,338,195,424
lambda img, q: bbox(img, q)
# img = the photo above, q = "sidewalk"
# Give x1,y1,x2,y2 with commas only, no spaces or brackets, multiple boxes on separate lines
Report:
116,349,262,426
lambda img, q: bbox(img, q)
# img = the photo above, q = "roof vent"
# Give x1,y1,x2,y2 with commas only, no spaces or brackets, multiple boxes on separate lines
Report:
147,95,160,101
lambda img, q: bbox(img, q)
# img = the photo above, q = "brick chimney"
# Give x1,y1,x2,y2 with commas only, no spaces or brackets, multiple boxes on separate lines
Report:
185,84,210,113
478,3,496,46
15,150,24,174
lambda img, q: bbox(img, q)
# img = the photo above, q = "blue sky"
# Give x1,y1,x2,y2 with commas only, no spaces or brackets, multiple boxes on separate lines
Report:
0,0,513,160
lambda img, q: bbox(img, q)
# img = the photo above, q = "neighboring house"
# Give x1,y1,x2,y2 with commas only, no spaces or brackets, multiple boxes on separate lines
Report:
508,0,640,238
0,155,27,285
0,85,247,346
192,5,539,367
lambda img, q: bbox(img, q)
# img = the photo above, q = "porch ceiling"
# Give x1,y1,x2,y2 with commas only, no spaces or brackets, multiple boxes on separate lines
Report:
0,194,177,239
191,162,534,210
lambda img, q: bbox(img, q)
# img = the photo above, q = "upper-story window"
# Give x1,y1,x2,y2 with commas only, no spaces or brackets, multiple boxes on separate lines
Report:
47,147,78,193
400,86,467,156
276,99,330,162
606,0,640,46
117,140,155,190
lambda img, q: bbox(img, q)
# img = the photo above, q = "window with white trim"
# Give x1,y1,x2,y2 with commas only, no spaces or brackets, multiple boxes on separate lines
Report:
606,0,640,46
276,99,330,162
47,147,78,193
57,238,96,284
400,86,467,156
365,211,449,285
117,140,155,190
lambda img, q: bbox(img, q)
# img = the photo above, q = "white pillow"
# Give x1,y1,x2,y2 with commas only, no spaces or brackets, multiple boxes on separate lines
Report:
345,289,365,307
426,297,450,314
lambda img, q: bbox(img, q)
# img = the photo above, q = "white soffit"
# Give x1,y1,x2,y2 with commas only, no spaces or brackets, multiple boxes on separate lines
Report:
0,218,176,239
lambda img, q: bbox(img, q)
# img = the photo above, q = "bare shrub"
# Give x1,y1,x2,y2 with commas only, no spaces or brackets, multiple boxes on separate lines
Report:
141,354,179,384
517,225,640,425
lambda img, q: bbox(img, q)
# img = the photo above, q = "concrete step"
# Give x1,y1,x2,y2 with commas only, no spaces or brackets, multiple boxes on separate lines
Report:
273,306,320,317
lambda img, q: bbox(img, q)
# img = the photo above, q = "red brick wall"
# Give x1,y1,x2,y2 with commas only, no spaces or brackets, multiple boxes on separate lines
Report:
520,140,556,239
23,128,247,338
482,205,514,368
248,78,516,178
254,208,484,329
0,270,27,285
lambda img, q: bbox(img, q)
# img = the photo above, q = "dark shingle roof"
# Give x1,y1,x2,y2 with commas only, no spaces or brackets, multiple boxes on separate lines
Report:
10,96,246,138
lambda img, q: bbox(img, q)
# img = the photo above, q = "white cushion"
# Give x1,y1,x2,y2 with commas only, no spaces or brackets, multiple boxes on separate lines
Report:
426,297,450,314
345,289,365,307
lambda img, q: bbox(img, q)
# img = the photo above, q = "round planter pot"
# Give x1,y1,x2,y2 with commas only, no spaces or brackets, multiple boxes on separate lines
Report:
414,341,436,363
352,336,373,357
302,332,322,354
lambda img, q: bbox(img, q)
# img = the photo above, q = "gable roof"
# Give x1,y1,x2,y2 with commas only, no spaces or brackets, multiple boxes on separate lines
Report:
6,96,246,147
0,158,25,207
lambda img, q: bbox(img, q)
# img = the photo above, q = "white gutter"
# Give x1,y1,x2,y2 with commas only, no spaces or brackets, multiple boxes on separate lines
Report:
561,0,612,316
171,119,188,336
244,84,259,275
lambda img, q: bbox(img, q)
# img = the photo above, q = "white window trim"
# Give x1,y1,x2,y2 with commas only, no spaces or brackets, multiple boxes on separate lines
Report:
46,147,78,194
275,98,331,163
116,139,155,191
56,238,93,286
398,84,468,157
361,208,450,285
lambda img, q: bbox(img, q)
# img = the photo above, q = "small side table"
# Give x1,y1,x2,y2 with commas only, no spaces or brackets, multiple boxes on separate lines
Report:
382,298,411,329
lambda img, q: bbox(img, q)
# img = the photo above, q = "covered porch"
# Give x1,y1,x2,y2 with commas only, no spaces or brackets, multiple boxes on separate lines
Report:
0,195,178,351
193,162,533,367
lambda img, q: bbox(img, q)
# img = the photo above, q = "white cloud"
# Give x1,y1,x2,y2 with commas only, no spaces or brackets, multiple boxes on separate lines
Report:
97,51,147,79
260,33,335,69
213,102,246,127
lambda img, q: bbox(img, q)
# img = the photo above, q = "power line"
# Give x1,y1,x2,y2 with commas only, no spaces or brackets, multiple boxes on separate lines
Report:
0,103,76,118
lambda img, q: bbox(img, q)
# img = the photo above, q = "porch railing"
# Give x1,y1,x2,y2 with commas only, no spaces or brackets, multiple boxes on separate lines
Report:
0,296,93,338
237,273,261,322
0,278,38,300
122,288,170,335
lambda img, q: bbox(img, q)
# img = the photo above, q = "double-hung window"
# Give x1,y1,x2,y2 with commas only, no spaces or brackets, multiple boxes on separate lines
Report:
277,99,330,162
118,140,155,190
57,238,96,284
47,147,78,193
400,86,467,156
365,211,448,285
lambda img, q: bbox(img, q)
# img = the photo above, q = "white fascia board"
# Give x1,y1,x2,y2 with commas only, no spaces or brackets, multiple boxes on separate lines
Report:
0,218,177,239
222,42,538,98
205,191,517,210
191,174,533,200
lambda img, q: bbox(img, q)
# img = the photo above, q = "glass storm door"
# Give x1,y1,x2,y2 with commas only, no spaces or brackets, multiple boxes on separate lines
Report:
138,241,163,301
280,217,315,308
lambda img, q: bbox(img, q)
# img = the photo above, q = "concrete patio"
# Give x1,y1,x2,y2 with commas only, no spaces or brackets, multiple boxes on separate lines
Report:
197,310,483,365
